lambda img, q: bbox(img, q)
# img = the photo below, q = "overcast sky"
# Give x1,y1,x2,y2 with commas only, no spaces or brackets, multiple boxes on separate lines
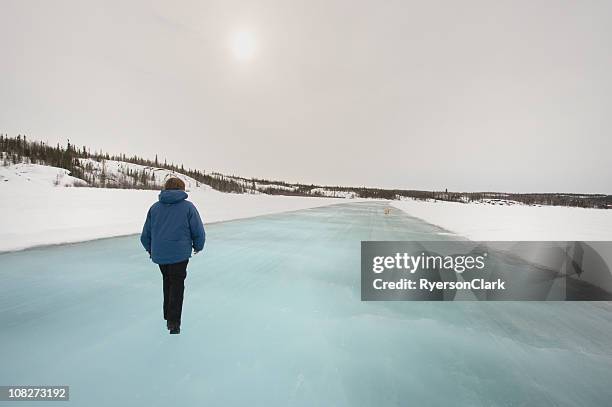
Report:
1,0,611,193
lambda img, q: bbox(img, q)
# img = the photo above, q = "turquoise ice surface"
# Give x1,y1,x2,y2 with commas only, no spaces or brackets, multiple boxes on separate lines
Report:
1,202,611,406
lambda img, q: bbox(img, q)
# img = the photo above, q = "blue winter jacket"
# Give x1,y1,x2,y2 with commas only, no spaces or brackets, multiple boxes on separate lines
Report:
140,190,206,265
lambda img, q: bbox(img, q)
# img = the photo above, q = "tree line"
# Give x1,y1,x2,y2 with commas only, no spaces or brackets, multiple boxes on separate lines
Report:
1,134,609,208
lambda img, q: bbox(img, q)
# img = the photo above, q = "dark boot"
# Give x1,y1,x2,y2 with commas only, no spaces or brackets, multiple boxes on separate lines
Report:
169,322,180,334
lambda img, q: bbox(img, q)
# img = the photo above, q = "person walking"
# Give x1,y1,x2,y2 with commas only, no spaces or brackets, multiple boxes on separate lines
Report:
140,177,205,334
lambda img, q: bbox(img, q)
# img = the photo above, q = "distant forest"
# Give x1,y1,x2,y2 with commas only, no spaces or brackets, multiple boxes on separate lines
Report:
1,134,610,209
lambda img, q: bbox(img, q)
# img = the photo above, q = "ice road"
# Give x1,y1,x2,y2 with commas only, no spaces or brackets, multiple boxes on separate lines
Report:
1,202,611,406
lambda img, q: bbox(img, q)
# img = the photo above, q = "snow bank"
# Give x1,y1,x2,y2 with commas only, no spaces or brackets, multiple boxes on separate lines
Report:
0,184,354,253
3,161,610,251
391,199,612,241
0,160,362,252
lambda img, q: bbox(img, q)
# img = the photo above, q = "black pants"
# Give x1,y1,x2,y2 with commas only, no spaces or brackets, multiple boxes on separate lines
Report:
159,260,188,326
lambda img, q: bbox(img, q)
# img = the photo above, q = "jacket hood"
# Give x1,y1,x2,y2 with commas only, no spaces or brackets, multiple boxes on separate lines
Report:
158,189,188,204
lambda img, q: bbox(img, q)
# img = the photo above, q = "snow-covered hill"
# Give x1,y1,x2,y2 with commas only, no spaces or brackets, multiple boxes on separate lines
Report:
77,158,210,191
0,156,210,191
0,162,87,187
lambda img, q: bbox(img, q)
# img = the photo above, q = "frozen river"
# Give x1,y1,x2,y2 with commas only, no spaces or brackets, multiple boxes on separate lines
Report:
1,202,611,406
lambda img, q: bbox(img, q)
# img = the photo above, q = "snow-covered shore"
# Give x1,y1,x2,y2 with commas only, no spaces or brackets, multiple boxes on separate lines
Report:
0,163,357,252
0,185,355,252
2,162,611,252
391,199,612,241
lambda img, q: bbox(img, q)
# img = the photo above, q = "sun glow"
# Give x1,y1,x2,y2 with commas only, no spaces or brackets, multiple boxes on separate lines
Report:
231,31,256,61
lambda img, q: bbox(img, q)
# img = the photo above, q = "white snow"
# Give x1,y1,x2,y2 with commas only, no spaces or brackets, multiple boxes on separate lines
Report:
2,160,611,251
392,198,612,241
0,162,87,187
0,162,355,252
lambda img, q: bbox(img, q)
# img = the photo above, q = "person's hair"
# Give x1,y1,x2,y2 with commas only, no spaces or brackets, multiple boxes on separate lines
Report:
164,177,186,191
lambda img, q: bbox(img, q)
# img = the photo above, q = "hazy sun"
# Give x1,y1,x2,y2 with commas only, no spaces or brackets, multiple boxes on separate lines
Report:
231,31,256,61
